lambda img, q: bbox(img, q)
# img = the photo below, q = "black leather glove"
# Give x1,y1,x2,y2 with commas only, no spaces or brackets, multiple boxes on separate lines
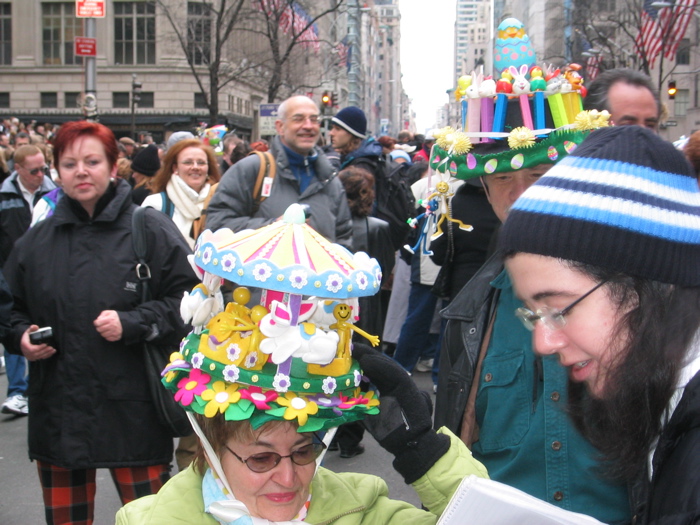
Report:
353,343,450,484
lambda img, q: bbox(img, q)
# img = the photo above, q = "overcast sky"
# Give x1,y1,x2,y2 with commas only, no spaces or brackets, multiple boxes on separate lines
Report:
400,0,455,133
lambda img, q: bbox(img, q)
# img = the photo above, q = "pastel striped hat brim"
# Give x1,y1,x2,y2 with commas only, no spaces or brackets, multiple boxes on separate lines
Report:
499,126,700,286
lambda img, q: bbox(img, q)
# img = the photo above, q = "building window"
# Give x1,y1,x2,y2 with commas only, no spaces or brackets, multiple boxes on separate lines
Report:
41,92,58,108
138,92,154,108
42,2,83,65
65,92,81,108
244,99,251,116
675,89,689,116
113,92,130,108
0,3,10,65
194,92,207,108
236,97,242,114
676,38,690,65
187,2,211,65
597,0,615,10
114,1,156,65
0,92,8,108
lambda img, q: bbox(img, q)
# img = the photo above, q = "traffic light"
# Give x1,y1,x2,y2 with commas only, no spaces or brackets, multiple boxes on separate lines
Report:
132,76,142,104
321,91,331,107
331,91,338,107
668,80,677,100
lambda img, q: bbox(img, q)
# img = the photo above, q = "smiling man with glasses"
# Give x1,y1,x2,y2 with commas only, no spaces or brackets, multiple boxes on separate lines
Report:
206,95,352,250
0,144,56,418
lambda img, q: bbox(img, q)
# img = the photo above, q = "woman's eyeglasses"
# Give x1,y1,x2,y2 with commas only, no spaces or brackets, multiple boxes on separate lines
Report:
225,439,326,473
179,159,208,167
515,280,608,331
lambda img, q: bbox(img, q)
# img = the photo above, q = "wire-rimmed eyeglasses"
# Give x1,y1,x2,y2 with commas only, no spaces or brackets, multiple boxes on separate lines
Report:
515,280,608,331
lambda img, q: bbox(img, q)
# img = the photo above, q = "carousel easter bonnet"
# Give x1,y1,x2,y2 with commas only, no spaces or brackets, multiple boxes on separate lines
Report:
430,17,610,180
162,204,382,434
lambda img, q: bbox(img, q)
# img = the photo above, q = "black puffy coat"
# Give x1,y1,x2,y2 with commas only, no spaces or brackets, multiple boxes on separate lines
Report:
4,180,198,469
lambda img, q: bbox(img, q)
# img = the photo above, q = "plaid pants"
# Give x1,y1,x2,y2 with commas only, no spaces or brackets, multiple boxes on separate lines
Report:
36,460,170,525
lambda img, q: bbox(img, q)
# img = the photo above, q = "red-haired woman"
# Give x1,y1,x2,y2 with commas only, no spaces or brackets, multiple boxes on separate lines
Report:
142,138,220,248
3,120,198,524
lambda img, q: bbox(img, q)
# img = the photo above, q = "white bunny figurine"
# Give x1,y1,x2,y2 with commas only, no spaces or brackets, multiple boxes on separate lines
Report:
509,65,531,95
465,70,482,99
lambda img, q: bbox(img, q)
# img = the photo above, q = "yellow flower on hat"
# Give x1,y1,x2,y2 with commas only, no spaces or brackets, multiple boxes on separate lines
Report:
435,127,456,150
201,381,241,417
508,127,536,149
276,392,319,427
450,131,473,155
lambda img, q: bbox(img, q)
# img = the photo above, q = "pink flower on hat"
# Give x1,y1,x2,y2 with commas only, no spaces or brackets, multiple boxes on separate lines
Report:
175,368,211,406
240,386,278,410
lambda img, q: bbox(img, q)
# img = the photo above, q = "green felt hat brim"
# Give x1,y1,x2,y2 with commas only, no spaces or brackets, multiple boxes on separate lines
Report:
430,129,591,180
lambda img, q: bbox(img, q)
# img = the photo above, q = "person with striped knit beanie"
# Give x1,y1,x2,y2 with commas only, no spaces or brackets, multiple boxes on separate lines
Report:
500,125,700,524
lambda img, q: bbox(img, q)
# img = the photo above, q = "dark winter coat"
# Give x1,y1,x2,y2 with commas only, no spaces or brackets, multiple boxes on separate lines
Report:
638,370,700,525
4,179,198,469
351,215,395,338
429,183,499,301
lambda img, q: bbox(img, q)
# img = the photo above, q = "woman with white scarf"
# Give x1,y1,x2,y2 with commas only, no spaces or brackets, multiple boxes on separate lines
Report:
142,138,220,248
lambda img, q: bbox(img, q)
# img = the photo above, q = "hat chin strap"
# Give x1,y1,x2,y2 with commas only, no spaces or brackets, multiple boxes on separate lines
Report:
187,413,339,524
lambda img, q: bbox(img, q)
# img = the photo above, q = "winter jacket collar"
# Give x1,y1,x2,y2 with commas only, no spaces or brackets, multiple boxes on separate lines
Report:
0,171,56,196
52,178,133,225
340,138,383,169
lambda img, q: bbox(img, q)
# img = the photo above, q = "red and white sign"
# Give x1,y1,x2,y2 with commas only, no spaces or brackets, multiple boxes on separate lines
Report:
74,37,97,57
76,0,105,18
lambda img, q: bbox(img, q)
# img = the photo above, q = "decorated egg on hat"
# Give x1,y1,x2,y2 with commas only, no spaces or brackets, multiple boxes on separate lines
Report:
494,18,536,76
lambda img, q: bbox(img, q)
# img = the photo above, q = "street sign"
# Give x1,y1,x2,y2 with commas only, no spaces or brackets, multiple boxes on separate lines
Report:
665,120,678,127
76,0,105,18
259,103,280,136
74,37,97,57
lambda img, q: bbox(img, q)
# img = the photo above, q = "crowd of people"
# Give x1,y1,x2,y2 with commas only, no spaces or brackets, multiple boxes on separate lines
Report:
0,65,699,525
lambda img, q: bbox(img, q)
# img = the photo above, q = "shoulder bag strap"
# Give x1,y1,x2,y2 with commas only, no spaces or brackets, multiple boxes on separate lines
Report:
131,206,152,304
251,151,277,213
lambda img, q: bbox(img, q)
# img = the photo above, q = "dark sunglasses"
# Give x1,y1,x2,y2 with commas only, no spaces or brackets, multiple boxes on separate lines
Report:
19,164,48,176
225,439,326,473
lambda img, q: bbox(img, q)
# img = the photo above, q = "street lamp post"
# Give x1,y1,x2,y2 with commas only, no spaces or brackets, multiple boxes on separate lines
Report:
131,74,142,141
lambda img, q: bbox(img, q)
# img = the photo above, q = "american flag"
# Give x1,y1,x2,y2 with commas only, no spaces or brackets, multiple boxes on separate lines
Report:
336,36,349,68
254,0,320,52
635,0,667,68
663,0,697,61
586,54,603,81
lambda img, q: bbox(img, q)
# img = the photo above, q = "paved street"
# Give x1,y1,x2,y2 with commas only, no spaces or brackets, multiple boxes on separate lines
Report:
0,361,433,524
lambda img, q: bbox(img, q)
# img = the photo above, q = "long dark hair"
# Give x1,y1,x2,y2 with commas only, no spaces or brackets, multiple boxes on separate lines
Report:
566,261,700,482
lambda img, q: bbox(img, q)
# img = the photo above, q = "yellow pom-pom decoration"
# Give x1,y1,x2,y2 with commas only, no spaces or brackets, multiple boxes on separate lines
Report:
574,111,597,131
574,109,612,131
592,110,611,128
450,132,473,155
508,127,536,149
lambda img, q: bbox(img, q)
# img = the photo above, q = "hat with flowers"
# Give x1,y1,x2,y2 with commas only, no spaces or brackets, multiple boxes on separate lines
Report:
431,18,610,180
161,204,382,432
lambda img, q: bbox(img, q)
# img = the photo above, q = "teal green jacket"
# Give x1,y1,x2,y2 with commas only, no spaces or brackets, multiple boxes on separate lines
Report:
116,429,487,524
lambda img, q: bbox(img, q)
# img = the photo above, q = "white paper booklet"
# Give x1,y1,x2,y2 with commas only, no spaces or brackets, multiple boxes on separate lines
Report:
438,475,605,525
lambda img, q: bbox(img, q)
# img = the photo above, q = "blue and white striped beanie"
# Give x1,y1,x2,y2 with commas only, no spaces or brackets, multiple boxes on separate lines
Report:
499,125,700,286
